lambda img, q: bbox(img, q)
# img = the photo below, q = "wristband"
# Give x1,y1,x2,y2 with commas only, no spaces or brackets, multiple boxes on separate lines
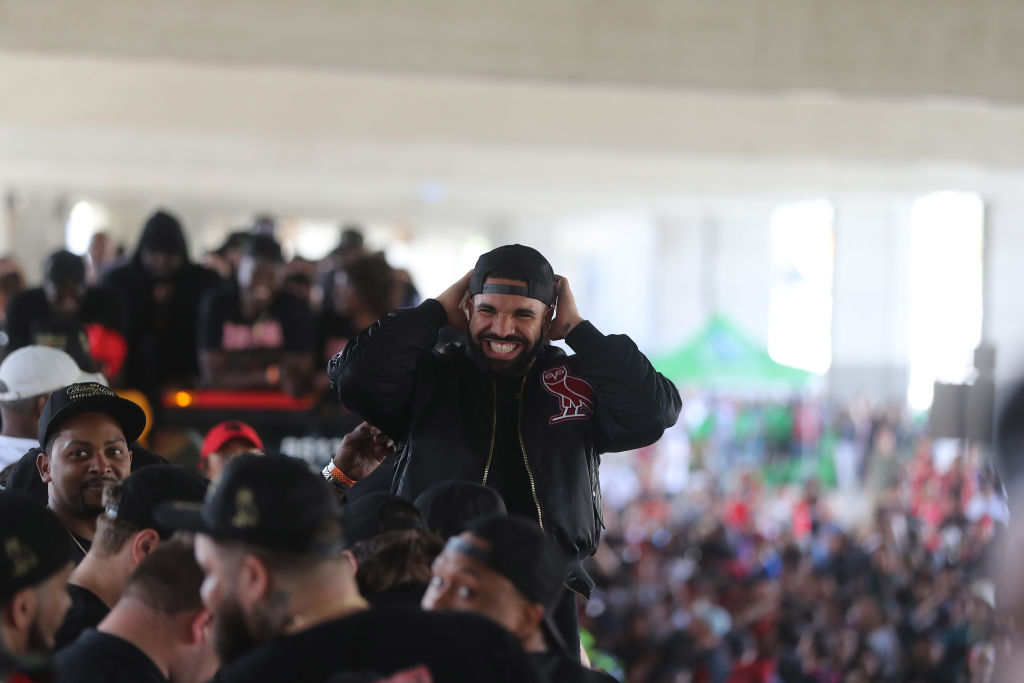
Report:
321,462,357,489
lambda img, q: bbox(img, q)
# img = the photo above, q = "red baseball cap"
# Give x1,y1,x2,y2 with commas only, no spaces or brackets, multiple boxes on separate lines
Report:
200,420,264,460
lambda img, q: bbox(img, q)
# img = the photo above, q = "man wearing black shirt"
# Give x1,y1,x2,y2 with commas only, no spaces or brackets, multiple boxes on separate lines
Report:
102,210,222,398
6,250,126,379
56,537,218,683
198,235,314,396
157,454,543,683
34,382,147,563
55,465,208,649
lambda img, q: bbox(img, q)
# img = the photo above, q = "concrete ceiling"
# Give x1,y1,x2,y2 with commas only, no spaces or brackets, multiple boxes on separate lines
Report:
3,0,1023,104
1,0,1023,216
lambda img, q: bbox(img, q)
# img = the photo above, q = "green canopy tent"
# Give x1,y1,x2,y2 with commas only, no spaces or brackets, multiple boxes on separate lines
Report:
651,313,815,391
652,314,832,486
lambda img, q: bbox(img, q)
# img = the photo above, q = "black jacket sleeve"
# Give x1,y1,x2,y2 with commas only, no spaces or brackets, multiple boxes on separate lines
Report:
327,299,448,440
565,320,682,453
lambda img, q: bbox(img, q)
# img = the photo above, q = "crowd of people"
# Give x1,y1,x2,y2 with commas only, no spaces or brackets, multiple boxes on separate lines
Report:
0,230,685,682
0,211,415,421
581,406,1008,682
0,209,1015,682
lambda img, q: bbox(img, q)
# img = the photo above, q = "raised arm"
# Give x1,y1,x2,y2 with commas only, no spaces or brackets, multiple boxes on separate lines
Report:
328,270,473,440
553,276,682,452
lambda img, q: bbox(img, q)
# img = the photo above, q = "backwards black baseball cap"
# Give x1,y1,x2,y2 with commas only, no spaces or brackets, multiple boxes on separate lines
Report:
0,491,74,605
105,465,209,538
38,382,147,449
468,244,555,306
452,514,570,655
454,514,567,610
155,454,344,556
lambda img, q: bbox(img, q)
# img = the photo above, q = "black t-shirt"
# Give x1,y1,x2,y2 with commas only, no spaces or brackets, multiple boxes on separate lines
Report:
55,628,168,683
5,287,126,372
530,651,618,683
198,286,314,372
365,583,427,611
213,607,544,683
66,532,91,565
102,261,222,391
485,375,540,522
54,584,110,650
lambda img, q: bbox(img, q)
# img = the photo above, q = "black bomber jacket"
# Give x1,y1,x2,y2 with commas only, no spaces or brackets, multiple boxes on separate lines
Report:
328,299,682,599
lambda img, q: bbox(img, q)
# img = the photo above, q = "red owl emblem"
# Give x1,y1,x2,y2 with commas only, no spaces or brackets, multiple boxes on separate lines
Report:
541,365,595,423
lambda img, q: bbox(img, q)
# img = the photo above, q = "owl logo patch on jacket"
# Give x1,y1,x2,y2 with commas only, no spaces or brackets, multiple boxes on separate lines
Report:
541,365,595,424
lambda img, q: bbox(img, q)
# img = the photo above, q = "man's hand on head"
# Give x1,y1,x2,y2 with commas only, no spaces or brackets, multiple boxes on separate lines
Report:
332,421,395,481
547,275,584,341
435,269,473,333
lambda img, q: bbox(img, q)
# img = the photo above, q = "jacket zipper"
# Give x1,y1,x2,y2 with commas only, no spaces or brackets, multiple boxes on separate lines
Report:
516,371,545,532
481,381,498,485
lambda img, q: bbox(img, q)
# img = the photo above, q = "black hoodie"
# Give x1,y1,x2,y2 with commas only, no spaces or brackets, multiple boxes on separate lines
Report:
102,210,221,396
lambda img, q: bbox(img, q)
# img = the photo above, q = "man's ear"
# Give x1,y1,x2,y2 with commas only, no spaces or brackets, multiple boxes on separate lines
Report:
33,395,48,420
7,587,36,633
36,451,52,484
237,553,272,609
513,602,546,641
342,549,359,574
185,608,213,646
540,306,555,334
130,528,161,566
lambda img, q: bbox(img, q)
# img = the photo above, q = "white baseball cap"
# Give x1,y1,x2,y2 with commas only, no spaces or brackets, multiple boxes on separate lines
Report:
0,346,107,402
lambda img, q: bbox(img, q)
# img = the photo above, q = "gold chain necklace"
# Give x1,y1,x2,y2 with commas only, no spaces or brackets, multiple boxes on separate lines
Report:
66,527,87,556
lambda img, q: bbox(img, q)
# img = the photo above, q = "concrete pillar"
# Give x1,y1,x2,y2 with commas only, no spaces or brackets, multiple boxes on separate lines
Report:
985,200,1024,387
710,202,775,343
652,212,705,353
5,190,69,283
830,197,914,402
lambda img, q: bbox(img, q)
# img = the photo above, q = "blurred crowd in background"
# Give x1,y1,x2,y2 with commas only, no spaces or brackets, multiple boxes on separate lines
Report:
583,403,1006,682
0,210,419,414
0,208,1011,682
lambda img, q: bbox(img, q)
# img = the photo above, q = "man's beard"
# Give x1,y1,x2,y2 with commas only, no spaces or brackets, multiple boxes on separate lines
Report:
213,593,288,665
74,475,119,518
26,612,55,653
467,333,544,378
213,596,261,665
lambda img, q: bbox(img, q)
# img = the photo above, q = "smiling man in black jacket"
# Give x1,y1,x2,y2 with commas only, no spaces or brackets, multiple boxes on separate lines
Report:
327,244,682,656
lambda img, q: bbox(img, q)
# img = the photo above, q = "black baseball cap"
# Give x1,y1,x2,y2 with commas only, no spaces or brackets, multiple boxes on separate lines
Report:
0,491,74,605
341,492,424,548
468,244,555,306
155,454,344,555
38,382,147,449
105,465,209,538
413,480,507,540
453,514,570,655
456,514,567,610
